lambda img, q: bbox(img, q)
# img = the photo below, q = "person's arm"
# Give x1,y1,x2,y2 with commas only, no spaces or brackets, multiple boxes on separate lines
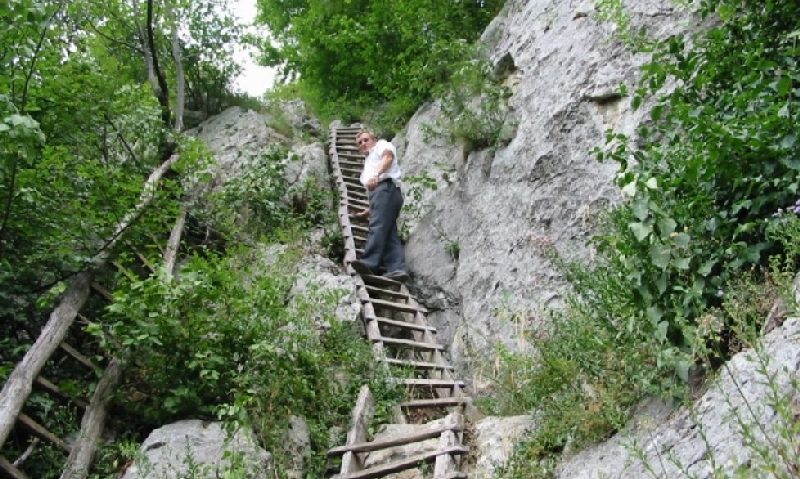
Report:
366,149,395,190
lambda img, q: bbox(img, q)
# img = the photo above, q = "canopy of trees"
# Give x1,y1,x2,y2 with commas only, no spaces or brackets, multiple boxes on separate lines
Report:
255,0,505,124
0,0,243,399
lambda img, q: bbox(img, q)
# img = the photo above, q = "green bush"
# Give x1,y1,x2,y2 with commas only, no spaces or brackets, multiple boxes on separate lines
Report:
425,49,514,151
255,0,505,128
496,1,800,477
99,245,400,477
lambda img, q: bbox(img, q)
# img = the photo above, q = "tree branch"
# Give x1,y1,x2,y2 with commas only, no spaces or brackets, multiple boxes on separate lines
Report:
20,5,62,112
146,0,171,127
104,114,141,166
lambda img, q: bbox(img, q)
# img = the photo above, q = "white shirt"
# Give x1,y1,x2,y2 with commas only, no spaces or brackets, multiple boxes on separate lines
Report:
360,139,402,186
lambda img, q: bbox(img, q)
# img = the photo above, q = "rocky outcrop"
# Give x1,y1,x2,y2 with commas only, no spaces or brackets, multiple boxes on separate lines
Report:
289,254,361,326
396,0,693,386
120,420,271,479
554,316,800,479
471,415,538,478
190,104,327,194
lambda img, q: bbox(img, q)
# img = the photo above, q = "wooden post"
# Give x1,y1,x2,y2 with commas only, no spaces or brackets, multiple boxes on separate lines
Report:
59,359,123,479
433,413,463,478
163,206,187,277
0,272,91,449
1,152,179,452
339,385,374,474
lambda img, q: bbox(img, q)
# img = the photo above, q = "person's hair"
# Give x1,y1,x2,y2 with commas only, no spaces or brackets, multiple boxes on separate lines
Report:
355,128,376,142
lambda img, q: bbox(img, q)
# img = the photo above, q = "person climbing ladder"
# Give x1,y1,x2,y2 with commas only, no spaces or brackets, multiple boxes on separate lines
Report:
350,128,410,282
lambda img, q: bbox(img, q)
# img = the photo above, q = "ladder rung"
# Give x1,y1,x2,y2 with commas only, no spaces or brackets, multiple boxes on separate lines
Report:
18,414,70,453
35,377,88,409
400,378,465,389
333,446,468,479
376,337,444,350
328,424,463,456
400,397,470,409
369,298,426,314
362,274,400,287
382,358,453,370
365,285,408,300
374,316,435,332
0,457,31,479
60,342,100,371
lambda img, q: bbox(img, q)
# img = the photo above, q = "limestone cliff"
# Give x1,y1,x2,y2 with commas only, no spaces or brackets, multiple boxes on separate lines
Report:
396,0,691,388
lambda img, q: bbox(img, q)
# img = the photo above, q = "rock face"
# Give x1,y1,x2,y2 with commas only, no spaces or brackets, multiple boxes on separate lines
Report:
190,104,328,194
471,415,538,478
554,317,800,479
289,255,361,326
395,0,692,386
120,420,271,479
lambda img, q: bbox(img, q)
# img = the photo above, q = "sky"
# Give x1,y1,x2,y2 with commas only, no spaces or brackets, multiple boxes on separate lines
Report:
231,0,277,97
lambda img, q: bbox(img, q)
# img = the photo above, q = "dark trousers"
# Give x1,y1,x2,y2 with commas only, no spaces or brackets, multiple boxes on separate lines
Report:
361,180,407,272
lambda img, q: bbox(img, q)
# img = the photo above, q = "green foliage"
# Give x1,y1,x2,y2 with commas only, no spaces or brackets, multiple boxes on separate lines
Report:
255,0,505,128
590,0,800,360
486,302,666,479
210,146,292,237
495,2,800,477
203,146,334,241
425,49,514,150
100,245,399,477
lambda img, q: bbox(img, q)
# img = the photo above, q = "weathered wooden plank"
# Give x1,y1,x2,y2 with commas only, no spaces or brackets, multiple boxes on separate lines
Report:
130,247,156,273
400,378,465,389
375,337,444,351
374,316,436,332
329,423,464,456
163,206,187,278
365,285,408,301
0,273,91,449
34,377,88,409
433,414,464,478
60,358,123,479
400,397,470,409
18,413,70,453
59,343,99,372
333,446,468,479
381,358,454,371
339,385,374,474
369,298,427,314
0,456,31,479
90,282,113,301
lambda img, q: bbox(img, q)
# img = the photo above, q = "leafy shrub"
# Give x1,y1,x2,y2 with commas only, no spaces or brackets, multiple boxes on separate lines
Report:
98,244,399,476
425,49,515,151
256,0,505,128
495,1,800,477
590,0,800,372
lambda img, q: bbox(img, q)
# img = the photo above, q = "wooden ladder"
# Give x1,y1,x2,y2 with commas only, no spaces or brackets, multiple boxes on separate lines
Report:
0,151,183,479
327,125,471,479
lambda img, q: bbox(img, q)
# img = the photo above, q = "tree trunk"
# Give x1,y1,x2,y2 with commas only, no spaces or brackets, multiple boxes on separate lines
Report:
0,272,91,449
169,4,185,132
93,152,181,264
132,0,159,99
163,206,187,277
0,152,181,451
58,359,122,479
146,0,171,126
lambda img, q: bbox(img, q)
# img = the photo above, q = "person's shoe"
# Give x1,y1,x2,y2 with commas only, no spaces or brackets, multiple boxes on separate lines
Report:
384,270,410,282
350,259,375,276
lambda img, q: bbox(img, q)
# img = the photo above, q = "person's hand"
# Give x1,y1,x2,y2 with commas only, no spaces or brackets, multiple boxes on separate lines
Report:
367,176,379,190
354,208,370,219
